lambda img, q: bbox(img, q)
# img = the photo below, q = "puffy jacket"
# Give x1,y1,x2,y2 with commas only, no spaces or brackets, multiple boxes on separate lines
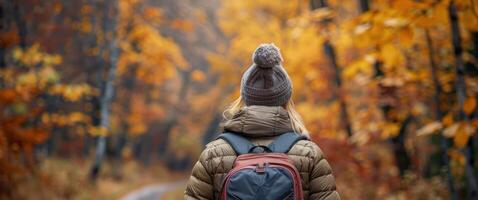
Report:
185,106,340,200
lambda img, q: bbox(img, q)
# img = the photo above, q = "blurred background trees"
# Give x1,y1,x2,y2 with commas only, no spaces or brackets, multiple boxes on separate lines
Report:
1,0,478,199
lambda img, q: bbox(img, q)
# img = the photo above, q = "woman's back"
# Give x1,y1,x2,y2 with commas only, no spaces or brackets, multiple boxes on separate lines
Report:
185,106,340,200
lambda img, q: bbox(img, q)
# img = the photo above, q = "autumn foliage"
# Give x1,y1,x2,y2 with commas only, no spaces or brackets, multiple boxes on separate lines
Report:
1,0,478,199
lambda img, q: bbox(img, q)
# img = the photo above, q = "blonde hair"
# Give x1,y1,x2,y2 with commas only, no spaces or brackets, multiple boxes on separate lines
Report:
223,96,309,135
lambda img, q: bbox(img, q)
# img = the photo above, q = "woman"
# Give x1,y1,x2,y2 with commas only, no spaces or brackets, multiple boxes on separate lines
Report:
185,43,340,200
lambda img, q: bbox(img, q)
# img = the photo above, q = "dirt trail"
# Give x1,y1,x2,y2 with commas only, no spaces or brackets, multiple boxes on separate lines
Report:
120,180,186,200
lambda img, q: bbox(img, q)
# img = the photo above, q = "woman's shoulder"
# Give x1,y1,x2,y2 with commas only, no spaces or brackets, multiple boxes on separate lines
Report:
288,139,325,161
199,138,236,161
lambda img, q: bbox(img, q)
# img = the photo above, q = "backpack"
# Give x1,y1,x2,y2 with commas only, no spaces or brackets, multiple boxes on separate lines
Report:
217,132,307,200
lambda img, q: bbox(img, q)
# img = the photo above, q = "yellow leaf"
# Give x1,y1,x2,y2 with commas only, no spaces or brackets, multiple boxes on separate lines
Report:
382,122,400,138
69,112,89,124
380,44,404,69
88,126,109,137
417,121,442,136
463,96,476,115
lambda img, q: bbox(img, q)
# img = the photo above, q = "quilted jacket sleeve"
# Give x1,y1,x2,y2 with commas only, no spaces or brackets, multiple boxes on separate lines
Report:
309,143,340,200
184,148,214,200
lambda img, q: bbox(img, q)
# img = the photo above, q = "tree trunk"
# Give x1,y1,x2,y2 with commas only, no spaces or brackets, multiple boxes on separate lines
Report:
358,0,370,13
425,29,457,200
1,0,26,68
0,1,5,69
136,130,152,164
391,116,412,176
448,1,478,198
89,0,119,182
11,0,27,49
154,117,177,159
310,0,353,137
323,43,353,137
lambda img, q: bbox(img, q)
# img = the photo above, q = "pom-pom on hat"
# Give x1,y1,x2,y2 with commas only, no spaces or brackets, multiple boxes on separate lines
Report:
252,43,283,68
241,43,292,106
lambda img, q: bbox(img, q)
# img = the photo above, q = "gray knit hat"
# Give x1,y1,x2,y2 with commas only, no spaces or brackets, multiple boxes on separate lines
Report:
240,43,292,106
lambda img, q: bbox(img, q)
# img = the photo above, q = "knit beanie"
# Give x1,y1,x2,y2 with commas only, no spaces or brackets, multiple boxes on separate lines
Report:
240,43,292,106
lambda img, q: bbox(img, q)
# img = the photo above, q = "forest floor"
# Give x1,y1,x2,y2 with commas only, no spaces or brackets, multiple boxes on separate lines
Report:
11,158,188,200
120,180,186,200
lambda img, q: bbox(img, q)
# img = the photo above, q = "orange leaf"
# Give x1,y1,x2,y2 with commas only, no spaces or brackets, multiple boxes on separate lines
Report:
442,113,454,126
463,97,476,115
398,27,414,47
454,124,470,148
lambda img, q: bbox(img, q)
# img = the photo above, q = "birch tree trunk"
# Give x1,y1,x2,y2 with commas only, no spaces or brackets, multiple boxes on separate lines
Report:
89,0,119,182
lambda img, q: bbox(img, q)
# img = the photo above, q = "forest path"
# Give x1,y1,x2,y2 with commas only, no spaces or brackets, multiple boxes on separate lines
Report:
120,180,187,200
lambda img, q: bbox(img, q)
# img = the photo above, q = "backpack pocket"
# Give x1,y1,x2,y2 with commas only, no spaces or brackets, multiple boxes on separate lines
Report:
223,166,295,200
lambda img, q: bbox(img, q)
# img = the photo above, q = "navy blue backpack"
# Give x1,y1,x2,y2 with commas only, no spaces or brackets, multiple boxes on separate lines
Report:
218,132,307,200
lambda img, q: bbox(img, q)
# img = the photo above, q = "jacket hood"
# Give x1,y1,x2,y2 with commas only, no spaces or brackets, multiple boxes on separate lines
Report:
223,105,294,137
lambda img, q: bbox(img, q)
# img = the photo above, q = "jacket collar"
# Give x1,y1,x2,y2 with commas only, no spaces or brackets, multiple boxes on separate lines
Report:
223,105,294,138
